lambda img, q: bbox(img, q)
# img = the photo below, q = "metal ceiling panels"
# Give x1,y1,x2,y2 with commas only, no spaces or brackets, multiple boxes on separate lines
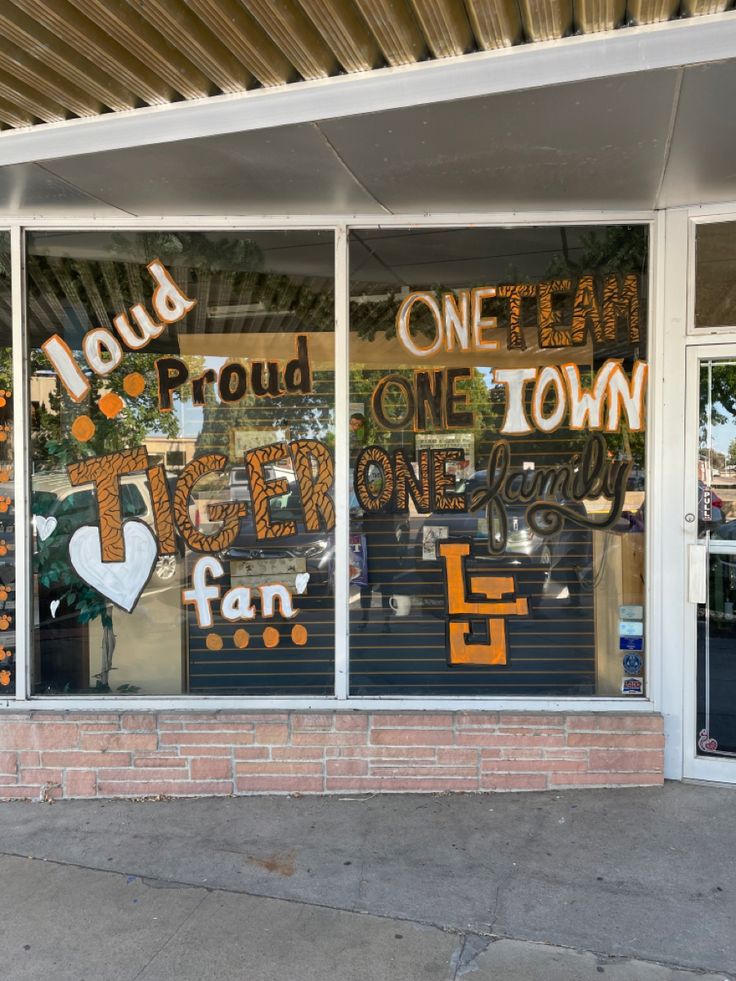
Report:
0,1,729,130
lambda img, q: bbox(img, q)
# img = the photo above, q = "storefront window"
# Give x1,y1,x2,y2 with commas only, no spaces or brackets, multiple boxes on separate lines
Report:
348,226,648,696
0,233,14,695
28,231,335,696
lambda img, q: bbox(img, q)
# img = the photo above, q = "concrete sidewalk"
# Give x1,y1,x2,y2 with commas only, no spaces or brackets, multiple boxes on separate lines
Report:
0,783,733,980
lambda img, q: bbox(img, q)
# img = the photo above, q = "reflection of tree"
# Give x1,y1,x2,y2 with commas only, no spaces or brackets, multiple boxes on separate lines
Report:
349,365,505,462
347,226,649,479
27,233,334,692
701,364,736,434
34,353,179,469
547,225,648,278
34,352,181,692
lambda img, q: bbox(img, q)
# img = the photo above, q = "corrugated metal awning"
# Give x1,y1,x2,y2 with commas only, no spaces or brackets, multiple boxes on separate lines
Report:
0,0,728,130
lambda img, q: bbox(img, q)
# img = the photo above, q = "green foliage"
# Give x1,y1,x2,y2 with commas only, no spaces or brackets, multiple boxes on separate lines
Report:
110,231,264,272
546,225,648,278
35,353,179,469
35,489,112,628
34,351,180,628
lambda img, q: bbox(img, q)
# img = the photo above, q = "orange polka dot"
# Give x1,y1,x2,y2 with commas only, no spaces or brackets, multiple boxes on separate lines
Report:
71,415,96,442
0,669,10,687
97,392,124,419
291,624,308,646
263,626,280,649
234,628,249,649
123,372,146,397
205,632,223,651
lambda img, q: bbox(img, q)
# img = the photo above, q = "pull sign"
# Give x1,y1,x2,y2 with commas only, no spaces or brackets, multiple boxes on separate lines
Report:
702,486,712,522
688,543,708,605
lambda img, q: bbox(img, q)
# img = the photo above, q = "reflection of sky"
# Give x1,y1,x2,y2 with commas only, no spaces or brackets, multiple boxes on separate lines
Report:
707,415,736,457
704,363,736,458
177,397,203,438
173,355,222,438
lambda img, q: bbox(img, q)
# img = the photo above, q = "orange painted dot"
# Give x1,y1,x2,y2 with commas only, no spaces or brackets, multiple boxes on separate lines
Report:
0,669,10,687
97,391,125,419
0,647,6,662
123,372,146,397
71,415,96,442
234,628,250,649
291,624,308,646
263,626,280,649
0,588,7,602
205,632,223,651
0,615,11,630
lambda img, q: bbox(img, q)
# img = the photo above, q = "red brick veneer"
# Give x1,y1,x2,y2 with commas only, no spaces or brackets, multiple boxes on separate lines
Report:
0,711,664,799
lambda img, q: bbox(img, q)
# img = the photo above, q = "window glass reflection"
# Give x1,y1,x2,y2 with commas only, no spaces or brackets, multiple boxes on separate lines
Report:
28,231,335,696
348,226,648,696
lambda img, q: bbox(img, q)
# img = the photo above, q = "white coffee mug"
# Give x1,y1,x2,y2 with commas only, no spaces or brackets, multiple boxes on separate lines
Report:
389,594,411,617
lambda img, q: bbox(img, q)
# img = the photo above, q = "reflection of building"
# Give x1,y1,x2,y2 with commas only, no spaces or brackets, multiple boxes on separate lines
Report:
143,437,196,473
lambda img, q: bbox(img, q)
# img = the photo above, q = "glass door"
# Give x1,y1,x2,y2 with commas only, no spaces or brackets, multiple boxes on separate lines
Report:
686,352,736,780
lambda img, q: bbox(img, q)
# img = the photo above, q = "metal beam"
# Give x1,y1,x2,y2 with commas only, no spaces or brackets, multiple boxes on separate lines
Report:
0,12,734,167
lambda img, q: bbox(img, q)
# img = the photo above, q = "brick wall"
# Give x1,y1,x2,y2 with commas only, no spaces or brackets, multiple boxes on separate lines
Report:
0,710,664,800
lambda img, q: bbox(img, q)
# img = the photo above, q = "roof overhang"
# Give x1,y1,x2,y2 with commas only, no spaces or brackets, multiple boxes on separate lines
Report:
0,14,735,218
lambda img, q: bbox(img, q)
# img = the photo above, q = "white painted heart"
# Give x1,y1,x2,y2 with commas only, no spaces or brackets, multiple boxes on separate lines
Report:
294,572,310,595
68,521,157,613
50,600,60,619
34,515,57,542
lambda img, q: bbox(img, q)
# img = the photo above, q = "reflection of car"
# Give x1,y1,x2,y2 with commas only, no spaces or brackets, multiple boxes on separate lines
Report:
409,471,552,565
32,471,184,582
228,467,251,503
401,472,594,606
222,476,333,596
712,519,736,541
412,506,551,565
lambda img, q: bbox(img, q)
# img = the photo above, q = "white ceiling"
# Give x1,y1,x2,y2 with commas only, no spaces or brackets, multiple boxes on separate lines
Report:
1,58,735,217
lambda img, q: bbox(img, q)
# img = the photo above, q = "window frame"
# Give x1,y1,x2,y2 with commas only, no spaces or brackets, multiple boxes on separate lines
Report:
0,211,658,713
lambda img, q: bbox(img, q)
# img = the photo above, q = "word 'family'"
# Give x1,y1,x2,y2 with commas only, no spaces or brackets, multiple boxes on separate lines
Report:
353,432,629,552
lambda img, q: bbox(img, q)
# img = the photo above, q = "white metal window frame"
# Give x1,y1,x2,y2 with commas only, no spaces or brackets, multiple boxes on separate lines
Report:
661,203,736,782
0,210,659,714
687,207,736,336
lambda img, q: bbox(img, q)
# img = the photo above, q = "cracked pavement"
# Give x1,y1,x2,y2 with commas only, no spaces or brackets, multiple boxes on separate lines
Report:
0,783,734,980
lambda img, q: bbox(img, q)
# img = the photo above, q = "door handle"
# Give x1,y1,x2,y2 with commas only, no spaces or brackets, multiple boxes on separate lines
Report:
688,543,707,604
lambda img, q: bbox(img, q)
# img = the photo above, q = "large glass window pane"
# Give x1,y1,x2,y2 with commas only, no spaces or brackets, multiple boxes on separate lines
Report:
28,231,335,696
348,226,647,696
695,222,736,329
0,233,14,695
